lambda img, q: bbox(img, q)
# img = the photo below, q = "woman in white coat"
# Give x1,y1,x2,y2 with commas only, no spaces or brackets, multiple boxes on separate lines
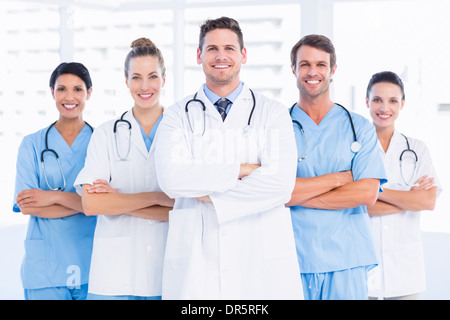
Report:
74,38,173,300
365,71,441,300
154,17,302,300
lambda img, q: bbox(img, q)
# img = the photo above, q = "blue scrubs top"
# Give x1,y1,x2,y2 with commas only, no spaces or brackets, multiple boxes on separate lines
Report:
135,113,163,152
289,105,387,274
13,124,97,289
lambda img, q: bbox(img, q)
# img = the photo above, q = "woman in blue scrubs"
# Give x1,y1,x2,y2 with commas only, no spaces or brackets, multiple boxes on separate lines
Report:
13,62,97,300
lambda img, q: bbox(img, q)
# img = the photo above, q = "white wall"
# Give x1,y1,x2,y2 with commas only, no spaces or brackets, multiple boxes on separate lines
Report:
1,0,448,300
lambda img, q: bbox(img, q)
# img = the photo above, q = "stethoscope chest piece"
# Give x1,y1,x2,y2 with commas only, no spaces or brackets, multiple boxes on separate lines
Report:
242,125,252,138
351,141,361,153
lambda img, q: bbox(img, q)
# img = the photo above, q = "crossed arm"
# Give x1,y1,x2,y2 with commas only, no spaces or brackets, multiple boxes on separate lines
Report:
196,163,261,203
285,170,380,210
16,189,84,218
16,180,174,221
367,175,437,216
81,180,174,221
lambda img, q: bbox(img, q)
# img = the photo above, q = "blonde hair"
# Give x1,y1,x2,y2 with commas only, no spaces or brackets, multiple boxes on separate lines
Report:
124,37,166,78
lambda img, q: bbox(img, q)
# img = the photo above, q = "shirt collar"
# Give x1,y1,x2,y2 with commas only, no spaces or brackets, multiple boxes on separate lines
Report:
203,81,244,105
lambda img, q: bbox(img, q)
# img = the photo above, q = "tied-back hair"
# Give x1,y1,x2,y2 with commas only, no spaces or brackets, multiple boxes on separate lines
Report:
124,37,166,78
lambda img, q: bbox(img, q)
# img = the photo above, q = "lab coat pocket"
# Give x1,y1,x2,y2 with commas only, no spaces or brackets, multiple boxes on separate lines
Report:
90,236,133,290
165,208,201,260
110,160,133,192
262,207,296,259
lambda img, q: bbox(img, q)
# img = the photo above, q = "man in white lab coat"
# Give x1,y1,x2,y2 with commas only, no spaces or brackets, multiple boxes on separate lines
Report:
154,16,303,300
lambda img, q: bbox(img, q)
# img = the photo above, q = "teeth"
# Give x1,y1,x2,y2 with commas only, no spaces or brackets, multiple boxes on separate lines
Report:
306,80,320,85
214,65,229,69
378,114,391,119
140,94,152,98
64,104,76,109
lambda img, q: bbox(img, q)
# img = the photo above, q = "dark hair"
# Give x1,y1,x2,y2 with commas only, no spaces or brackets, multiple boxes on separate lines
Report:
49,62,92,90
198,16,244,51
290,34,336,70
124,37,166,78
366,71,405,100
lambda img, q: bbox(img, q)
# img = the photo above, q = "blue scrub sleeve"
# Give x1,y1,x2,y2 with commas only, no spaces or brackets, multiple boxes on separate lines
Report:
352,116,387,188
13,136,40,211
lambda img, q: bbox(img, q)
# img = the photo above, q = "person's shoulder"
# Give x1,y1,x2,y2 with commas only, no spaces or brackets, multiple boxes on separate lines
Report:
163,94,196,117
21,126,49,143
345,107,368,121
345,108,372,127
254,92,287,110
17,126,50,155
401,133,428,150
96,113,130,131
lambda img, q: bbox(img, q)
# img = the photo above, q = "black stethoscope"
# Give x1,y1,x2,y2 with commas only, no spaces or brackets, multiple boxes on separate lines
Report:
113,111,132,161
185,89,256,136
399,133,418,186
289,103,361,162
41,121,93,191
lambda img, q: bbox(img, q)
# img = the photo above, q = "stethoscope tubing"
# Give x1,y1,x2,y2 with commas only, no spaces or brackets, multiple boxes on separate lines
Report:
41,120,93,191
289,102,360,161
399,133,418,186
185,89,256,135
113,111,132,161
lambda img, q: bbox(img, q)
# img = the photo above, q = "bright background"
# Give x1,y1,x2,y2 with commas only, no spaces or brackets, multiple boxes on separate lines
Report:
0,0,449,299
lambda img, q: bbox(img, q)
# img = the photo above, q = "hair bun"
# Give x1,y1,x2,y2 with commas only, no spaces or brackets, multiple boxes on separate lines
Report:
130,37,156,49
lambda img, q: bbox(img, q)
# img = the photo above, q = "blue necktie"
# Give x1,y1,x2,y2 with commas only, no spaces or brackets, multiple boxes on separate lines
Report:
216,98,230,121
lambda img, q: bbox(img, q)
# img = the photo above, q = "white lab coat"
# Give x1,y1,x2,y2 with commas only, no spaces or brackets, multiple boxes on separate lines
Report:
368,130,442,298
74,109,168,297
154,85,303,300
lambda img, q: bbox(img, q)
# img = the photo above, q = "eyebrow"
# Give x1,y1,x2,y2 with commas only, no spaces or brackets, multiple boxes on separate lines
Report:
298,59,328,65
372,95,399,100
56,84,83,88
206,44,237,49
131,71,159,76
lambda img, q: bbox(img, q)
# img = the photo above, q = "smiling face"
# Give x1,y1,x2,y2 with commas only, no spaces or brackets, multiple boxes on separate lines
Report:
366,81,405,131
292,45,336,101
51,73,91,120
197,28,247,92
126,55,165,110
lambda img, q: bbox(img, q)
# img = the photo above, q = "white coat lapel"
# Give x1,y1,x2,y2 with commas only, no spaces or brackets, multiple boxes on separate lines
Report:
195,86,224,124
194,85,254,128
125,110,151,159
222,85,253,128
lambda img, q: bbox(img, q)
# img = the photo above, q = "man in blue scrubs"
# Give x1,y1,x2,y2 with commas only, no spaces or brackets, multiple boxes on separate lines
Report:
287,34,387,300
